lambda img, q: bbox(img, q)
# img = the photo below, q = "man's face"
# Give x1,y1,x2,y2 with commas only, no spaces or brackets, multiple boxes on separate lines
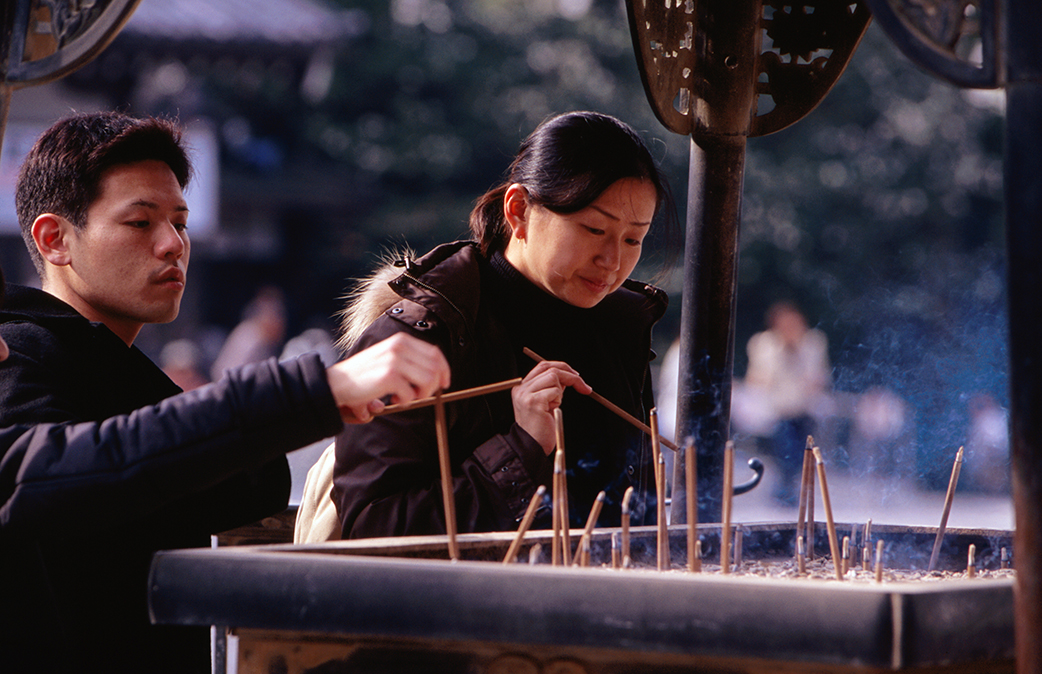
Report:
57,159,189,344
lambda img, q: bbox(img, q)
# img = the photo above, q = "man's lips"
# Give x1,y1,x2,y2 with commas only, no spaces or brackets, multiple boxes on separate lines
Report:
154,268,186,286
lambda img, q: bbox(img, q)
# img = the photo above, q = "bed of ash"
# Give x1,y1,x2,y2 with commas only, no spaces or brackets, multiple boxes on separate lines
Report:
614,556,1017,583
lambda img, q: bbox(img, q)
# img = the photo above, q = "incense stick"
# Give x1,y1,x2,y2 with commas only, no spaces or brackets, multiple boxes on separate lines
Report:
523,347,678,451
552,449,562,566
721,441,734,574
875,539,885,583
621,485,633,568
658,452,670,570
573,491,605,567
967,544,977,578
841,536,850,576
734,526,743,570
554,408,572,566
812,446,842,581
685,437,701,572
650,409,668,571
796,536,807,576
528,543,542,565
503,485,546,564
433,391,459,560
796,435,814,544
377,377,523,415
928,446,965,572
611,532,621,569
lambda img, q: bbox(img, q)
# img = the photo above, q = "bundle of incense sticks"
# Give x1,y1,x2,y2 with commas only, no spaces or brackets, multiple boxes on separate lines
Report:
523,348,678,451
928,446,965,572
685,437,701,572
377,377,523,415
812,446,842,581
721,441,735,574
433,391,460,561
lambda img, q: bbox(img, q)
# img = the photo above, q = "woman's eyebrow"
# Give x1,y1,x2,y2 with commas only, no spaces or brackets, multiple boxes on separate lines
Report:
590,204,651,227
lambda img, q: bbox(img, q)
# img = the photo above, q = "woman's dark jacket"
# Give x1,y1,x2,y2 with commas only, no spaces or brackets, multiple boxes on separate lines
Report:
332,241,667,539
0,284,343,674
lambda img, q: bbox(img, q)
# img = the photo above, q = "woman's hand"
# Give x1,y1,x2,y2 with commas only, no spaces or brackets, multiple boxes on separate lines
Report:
326,333,451,423
511,360,592,454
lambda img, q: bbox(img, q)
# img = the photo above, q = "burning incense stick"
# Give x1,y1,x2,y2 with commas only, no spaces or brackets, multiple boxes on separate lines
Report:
573,491,606,567
841,536,850,576
1001,547,1009,569
928,446,965,572
377,377,522,415
875,540,885,583
553,408,572,566
862,519,872,571
433,391,459,561
611,532,620,569
796,536,806,576
967,544,977,578
503,485,546,564
685,437,701,572
528,543,542,565
523,347,678,451
734,527,743,570
796,435,814,543
658,452,670,570
552,450,563,566
621,486,633,567
862,543,871,572
812,446,842,581
721,441,734,574
650,409,667,571
800,436,817,560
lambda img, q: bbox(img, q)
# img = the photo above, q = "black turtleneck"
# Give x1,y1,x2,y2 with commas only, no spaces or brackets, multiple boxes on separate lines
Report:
483,252,653,526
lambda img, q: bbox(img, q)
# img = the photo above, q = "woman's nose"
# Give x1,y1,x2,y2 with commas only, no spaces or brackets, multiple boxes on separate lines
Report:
596,239,621,269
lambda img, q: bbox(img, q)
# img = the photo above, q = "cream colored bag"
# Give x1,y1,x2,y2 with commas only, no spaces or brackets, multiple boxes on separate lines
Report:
293,442,342,543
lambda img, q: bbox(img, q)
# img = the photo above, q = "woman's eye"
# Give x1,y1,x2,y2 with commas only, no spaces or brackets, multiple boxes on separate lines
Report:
585,226,605,235
626,238,642,247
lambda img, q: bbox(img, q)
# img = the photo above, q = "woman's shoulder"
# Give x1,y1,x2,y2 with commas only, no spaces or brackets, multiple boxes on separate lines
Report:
336,241,484,352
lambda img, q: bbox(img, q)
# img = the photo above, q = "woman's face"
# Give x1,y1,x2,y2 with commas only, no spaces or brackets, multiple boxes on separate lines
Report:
503,177,657,308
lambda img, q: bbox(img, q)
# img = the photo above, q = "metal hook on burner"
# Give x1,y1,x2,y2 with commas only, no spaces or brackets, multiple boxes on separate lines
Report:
732,458,764,496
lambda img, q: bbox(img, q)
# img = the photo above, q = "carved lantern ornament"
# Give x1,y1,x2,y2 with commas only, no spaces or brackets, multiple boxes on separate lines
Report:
626,0,873,139
2,0,140,88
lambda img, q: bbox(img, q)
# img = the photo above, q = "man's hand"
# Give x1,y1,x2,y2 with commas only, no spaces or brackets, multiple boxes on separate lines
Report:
325,333,451,423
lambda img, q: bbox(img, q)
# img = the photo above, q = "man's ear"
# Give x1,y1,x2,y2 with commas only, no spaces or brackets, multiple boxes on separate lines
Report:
31,214,72,267
503,184,529,242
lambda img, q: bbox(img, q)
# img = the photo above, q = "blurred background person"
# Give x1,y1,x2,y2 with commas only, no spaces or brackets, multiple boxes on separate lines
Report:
743,300,832,505
210,285,287,380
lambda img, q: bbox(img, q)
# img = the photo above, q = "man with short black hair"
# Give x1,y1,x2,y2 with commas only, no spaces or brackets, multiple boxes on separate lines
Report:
0,111,450,673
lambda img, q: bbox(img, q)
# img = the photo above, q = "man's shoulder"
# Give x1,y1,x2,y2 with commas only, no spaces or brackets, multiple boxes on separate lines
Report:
0,286,93,358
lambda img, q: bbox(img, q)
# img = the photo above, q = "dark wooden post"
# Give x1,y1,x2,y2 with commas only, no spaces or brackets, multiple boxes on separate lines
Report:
626,0,871,522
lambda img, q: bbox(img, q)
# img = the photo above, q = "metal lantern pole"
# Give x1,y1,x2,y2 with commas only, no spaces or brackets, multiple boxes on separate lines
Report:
626,0,871,523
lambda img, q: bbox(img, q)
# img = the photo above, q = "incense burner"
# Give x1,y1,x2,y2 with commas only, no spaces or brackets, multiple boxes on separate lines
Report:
149,522,1014,674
